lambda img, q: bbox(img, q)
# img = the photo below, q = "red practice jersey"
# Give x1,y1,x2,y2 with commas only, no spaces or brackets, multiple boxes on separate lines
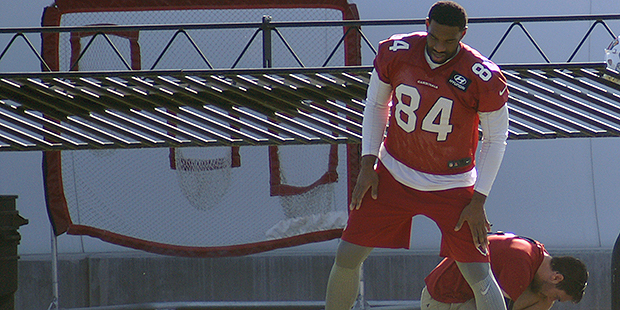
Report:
374,32,508,175
424,234,547,303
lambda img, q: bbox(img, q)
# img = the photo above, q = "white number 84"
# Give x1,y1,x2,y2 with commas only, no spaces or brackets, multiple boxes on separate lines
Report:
394,84,453,141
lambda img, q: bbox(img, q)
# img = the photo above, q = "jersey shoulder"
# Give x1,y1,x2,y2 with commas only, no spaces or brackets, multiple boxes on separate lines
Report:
376,32,426,58
453,43,509,108
380,31,426,46
374,32,426,82
489,234,545,256
457,43,506,82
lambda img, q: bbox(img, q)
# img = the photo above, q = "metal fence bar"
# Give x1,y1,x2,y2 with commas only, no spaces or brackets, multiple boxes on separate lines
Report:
60,300,421,310
2,14,620,73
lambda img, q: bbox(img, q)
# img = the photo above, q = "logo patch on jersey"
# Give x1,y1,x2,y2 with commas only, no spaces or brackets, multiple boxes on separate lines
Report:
448,71,471,92
447,157,472,169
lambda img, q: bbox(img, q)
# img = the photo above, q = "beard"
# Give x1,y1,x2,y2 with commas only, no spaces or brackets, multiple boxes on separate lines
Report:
425,45,458,65
529,275,543,294
426,47,449,64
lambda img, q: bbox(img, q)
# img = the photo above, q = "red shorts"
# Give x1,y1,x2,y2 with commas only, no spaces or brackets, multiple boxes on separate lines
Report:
341,161,489,263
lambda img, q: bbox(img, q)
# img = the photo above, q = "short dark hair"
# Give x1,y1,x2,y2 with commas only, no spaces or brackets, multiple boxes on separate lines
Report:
428,1,468,30
550,256,588,303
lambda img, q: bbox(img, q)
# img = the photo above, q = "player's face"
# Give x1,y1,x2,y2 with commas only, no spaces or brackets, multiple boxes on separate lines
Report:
425,19,466,64
540,285,572,303
531,274,573,303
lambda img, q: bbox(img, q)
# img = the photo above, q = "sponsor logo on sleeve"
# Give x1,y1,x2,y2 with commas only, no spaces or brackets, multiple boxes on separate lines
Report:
448,70,471,92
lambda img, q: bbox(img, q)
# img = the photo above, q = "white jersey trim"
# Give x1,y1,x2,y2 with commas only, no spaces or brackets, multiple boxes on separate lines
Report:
378,144,477,192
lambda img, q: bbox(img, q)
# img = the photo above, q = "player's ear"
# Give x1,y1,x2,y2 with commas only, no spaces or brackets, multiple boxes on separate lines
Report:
460,26,468,39
550,271,564,284
425,18,430,30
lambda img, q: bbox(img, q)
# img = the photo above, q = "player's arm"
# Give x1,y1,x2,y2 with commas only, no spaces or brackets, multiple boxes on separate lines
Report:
361,70,391,159
454,104,509,252
474,104,509,196
349,70,391,210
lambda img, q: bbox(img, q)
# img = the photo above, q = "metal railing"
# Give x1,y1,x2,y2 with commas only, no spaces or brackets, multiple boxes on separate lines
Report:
0,14,619,72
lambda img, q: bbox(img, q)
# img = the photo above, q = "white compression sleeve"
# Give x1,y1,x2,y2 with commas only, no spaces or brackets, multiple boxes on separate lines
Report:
474,104,509,196
456,262,507,310
361,70,392,157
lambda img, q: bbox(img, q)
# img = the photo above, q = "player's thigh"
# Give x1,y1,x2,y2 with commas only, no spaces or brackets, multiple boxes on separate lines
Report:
454,298,476,310
420,286,477,310
341,162,418,248
420,286,453,310
420,187,488,262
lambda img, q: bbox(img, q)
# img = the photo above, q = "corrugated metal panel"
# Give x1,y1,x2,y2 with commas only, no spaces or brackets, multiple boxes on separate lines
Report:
0,63,618,151
502,62,620,139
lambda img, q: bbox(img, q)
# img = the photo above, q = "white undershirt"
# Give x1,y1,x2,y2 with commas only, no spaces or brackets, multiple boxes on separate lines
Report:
362,59,508,195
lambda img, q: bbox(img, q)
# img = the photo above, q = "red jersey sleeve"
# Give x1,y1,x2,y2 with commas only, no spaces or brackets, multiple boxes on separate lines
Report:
491,236,546,300
460,45,509,112
373,32,427,85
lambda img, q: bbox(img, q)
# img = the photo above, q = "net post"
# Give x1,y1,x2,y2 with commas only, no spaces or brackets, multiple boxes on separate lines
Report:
0,196,26,310
261,15,273,68
47,226,59,310
352,263,370,310
613,230,620,310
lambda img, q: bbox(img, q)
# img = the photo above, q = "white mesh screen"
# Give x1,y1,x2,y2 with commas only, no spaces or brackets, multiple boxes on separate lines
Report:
60,145,348,248
265,144,347,239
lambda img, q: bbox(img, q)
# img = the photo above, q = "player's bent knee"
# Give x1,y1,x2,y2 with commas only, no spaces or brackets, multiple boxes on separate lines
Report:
334,240,373,269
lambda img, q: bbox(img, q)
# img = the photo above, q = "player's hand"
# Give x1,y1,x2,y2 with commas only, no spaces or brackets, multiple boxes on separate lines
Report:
349,155,379,210
454,191,491,255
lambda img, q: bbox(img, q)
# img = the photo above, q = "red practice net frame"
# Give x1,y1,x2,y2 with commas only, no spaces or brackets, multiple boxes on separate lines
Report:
42,0,361,257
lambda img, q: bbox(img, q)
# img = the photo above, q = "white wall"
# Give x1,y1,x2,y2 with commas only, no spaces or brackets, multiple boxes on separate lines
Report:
1,0,619,255
354,0,620,64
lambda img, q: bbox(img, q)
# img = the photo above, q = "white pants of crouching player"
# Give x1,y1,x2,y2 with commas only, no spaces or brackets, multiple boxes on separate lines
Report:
420,286,476,310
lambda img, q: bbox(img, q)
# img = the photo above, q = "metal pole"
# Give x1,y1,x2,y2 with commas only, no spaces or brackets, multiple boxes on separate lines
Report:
612,230,620,310
0,195,26,310
352,263,370,310
47,226,59,310
261,15,272,68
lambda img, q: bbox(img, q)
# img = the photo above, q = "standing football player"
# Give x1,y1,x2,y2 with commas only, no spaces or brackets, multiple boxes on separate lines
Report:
325,2,510,310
